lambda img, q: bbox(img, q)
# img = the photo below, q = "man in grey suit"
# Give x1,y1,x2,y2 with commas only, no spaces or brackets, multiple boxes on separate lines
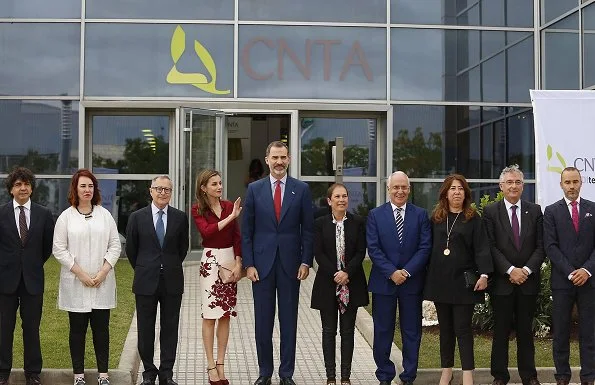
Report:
483,165,544,385
0,167,54,385
544,167,595,385
126,176,189,385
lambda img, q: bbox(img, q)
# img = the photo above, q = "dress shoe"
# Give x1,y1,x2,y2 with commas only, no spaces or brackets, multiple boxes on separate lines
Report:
26,375,42,385
581,381,595,385
280,378,297,385
379,382,391,385
401,381,414,385
492,380,507,385
524,378,540,385
556,380,569,385
159,379,178,385
140,378,156,385
253,376,272,385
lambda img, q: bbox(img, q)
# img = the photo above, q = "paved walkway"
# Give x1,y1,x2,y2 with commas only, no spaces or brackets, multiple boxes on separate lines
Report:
136,262,379,384
134,262,580,385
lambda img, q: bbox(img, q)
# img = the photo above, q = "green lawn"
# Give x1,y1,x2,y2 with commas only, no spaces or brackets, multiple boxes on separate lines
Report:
362,259,580,368
11,258,135,368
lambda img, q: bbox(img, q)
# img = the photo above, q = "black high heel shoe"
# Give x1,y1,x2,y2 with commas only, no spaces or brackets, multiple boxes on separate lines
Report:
207,366,220,385
216,362,229,385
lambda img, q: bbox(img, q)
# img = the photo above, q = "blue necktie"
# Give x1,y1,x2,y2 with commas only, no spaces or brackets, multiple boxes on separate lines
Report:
395,207,404,244
156,210,165,248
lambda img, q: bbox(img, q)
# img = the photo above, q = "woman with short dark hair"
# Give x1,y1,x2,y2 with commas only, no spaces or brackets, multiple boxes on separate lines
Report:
311,183,368,385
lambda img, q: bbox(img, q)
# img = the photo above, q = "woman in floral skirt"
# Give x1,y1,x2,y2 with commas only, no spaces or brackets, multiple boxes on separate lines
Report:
192,169,243,385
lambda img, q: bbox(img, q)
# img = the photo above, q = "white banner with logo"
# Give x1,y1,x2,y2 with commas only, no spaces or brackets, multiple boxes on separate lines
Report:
532,90,595,208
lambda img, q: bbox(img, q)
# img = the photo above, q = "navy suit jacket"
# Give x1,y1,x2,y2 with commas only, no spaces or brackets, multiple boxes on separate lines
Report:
0,201,54,295
544,197,595,289
241,176,314,279
367,202,432,295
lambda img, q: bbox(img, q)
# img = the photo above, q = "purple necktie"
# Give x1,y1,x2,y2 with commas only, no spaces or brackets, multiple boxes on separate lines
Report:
571,201,579,233
511,205,520,250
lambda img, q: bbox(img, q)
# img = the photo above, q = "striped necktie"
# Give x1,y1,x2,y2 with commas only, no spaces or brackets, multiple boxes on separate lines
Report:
395,207,404,244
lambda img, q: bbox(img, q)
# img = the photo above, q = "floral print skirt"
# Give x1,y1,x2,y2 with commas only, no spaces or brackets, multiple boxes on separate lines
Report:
200,247,238,319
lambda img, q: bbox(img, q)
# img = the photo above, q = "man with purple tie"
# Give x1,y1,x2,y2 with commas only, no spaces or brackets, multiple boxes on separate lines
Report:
0,167,54,385
483,165,544,385
544,167,595,385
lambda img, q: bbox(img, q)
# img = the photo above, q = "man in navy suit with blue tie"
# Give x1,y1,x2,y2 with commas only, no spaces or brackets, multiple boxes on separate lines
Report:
544,167,595,385
242,141,314,385
367,171,431,385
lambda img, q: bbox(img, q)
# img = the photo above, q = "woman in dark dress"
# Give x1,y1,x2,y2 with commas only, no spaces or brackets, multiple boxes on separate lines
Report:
192,169,242,385
424,174,493,385
310,183,369,385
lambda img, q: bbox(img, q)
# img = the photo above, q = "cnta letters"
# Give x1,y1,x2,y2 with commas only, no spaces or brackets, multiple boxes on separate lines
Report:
241,38,373,81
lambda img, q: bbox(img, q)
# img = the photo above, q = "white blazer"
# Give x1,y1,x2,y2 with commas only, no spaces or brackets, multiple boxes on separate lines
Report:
52,205,121,312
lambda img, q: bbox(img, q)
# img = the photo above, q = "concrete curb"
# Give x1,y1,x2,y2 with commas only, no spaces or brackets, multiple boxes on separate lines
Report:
118,310,141,384
4,369,133,385
354,306,403,384
416,367,582,385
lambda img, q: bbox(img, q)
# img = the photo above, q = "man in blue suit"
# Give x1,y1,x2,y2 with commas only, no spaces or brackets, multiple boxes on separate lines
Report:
242,141,314,385
367,171,432,385
544,167,595,385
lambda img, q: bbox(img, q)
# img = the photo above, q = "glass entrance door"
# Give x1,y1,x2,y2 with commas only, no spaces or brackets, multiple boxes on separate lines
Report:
177,108,225,252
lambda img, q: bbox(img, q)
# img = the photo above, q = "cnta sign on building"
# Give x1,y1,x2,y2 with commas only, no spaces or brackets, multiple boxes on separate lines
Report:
241,37,374,81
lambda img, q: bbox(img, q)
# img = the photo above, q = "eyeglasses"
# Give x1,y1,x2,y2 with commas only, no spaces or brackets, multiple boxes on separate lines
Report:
503,180,523,186
389,185,409,192
151,186,173,194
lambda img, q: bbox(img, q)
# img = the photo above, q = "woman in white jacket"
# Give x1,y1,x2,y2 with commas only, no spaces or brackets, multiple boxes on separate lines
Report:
52,169,121,385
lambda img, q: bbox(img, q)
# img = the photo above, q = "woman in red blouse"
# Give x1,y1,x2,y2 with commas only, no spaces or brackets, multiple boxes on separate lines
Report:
192,169,242,385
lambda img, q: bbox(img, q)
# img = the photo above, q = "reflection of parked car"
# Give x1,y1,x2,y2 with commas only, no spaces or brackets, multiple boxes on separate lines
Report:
119,233,127,258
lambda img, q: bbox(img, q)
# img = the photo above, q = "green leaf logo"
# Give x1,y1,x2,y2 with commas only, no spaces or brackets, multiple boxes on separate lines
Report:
546,144,566,174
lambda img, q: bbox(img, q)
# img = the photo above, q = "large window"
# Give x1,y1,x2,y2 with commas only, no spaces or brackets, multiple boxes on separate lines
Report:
542,12,579,89
238,26,387,99
583,4,595,88
85,0,233,20
0,23,80,96
391,28,534,102
0,100,79,174
0,0,80,18
84,24,233,97
392,105,534,179
239,0,386,23
300,118,377,177
391,0,533,27
91,115,171,175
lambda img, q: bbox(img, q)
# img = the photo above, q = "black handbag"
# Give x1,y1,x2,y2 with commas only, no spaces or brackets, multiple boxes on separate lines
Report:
463,270,479,290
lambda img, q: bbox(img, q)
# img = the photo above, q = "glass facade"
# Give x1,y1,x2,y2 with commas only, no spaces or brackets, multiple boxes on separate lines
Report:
1,0,593,223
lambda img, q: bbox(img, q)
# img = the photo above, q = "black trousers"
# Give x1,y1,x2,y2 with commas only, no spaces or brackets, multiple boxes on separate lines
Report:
552,286,595,382
68,309,110,374
136,274,182,382
319,304,358,380
0,278,43,378
434,302,475,370
491,289,538,382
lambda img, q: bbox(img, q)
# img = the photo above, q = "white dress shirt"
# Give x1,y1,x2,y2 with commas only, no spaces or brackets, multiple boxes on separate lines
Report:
151,202,169,232
270,174,287,205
